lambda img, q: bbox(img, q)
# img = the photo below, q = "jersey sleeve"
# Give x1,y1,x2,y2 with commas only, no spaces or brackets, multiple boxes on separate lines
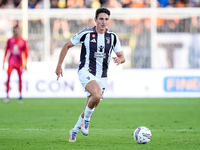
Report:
70,29,87,46
113,34,122,53
70,33,80,46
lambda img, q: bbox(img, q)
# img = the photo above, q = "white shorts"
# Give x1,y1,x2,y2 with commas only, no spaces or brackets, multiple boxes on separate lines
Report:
78,68,107,100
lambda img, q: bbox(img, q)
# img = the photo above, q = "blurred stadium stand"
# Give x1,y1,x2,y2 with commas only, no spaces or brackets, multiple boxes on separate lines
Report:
0,0,200,69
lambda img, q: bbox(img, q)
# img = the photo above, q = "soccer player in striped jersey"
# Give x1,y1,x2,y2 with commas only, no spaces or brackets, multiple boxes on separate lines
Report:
3,25,28,103
55,7,125,142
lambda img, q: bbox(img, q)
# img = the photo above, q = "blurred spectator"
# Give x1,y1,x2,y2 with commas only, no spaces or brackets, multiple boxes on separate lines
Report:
130,0,146,8
165,17,180,31
35,0,43,8
120,0,132,8
191,16,200,31
167,0,179,7
107,0,122,8
99,0,107,7
14,0,21,7
53,19,70,39
50,0,85,8
157,0,190,7
28,0,36,8
84,0,92,7
189,0,200,7
50,0,70,39
129,18,151,68
50,0,63,8
0,0,22,8
157,17,180,32
58,0,66,8
157,0,169,7
175,0,189,7
189,16,200,68
86,0,110,8
28,0,43,9
0,0,43,9
120,0,150,8
67,0,85,8
144,0,150,7
50,0,71,56
90,0,101,8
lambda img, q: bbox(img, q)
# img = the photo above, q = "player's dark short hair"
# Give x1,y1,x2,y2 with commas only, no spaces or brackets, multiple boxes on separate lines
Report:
95,7,110,19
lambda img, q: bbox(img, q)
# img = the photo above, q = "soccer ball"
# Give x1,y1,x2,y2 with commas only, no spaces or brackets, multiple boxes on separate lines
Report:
133,126,152,144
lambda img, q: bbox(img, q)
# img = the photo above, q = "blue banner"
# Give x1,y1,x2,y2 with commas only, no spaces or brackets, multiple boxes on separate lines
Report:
164,77,200,92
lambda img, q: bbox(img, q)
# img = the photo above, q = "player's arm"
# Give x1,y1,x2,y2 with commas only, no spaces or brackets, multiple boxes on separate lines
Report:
112,51,126,65
55,41,74,80
3,40,9,69
23,44,29,70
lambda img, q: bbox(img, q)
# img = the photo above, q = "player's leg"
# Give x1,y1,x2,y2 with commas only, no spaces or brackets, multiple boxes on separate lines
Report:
16,66,23,103
3,65,13,103
78,68,102,109
81,78,107,136
69,96,90,142
84,80,101,119
81,80,102,136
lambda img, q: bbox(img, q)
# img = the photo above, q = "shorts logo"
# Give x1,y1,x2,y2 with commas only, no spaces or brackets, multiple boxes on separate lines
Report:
87,76,90,80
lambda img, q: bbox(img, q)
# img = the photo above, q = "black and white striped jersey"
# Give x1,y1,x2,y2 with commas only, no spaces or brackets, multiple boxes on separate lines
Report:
70,26,122,78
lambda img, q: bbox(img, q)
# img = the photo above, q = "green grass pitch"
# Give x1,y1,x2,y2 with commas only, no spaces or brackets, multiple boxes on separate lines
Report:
0,98,200,150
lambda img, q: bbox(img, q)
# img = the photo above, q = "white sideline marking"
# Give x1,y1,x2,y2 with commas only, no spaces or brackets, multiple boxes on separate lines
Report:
0,128,199,132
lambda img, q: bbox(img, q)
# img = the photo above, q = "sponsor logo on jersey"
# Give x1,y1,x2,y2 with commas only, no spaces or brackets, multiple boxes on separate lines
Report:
94,52,106,58
98,46,104,52
94,45,106,58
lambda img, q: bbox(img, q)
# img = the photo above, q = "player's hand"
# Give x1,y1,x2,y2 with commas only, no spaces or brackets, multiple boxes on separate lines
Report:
23,65,27,71
55,65,63,81
112,57,121,65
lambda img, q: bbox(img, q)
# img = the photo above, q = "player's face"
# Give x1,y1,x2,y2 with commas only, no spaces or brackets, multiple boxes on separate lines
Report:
13,27,20,37
95,13,109,33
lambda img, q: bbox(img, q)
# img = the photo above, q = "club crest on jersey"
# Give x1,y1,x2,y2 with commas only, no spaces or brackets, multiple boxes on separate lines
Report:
106,37,110,44
92,34,96,38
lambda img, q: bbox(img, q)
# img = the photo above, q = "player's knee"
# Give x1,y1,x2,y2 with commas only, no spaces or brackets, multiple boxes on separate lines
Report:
93,91,102,101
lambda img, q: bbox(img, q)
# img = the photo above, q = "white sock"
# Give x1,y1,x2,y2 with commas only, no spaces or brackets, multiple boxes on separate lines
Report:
84,106,95,121
73,115,83,132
